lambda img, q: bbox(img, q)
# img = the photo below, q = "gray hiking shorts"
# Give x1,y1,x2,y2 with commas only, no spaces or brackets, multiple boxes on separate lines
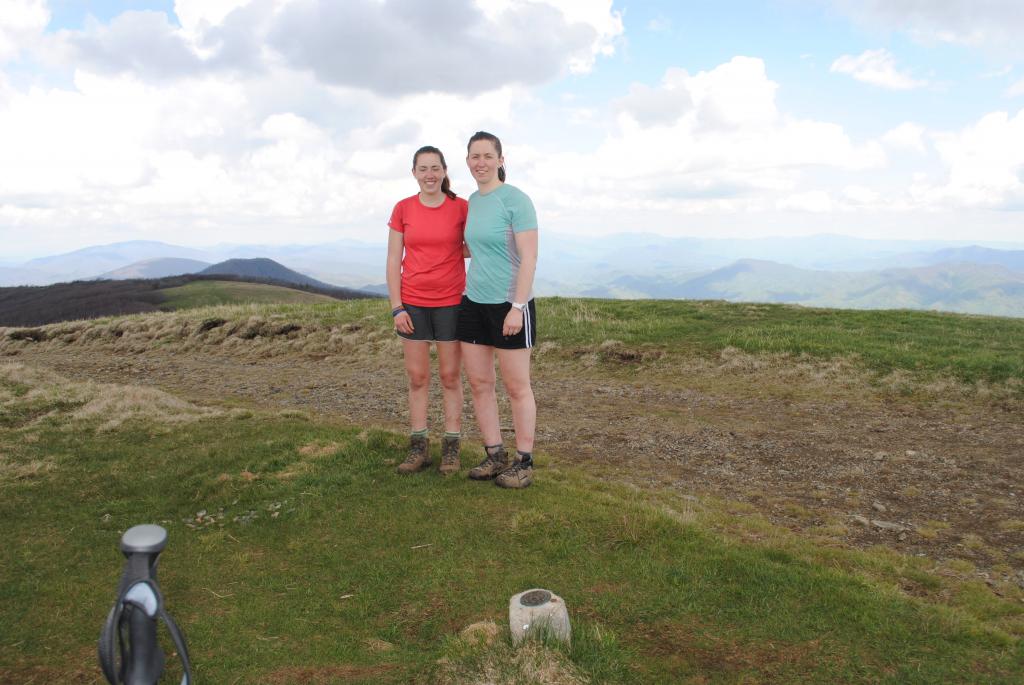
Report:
396,303,460,342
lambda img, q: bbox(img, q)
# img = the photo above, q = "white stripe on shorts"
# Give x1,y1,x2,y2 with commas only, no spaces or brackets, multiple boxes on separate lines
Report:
523,302,533,348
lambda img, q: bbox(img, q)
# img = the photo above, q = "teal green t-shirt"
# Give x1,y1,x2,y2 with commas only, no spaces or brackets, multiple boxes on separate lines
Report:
464,184,538,304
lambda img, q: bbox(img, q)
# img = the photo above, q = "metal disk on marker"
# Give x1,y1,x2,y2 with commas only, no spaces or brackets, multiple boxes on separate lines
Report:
121,524,168,555
508,588,571,645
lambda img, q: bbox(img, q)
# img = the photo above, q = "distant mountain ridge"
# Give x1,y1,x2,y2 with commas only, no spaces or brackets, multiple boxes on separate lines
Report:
7,236,1024,317
583,260,1024,317
891,246,1024,271
101,258,212,280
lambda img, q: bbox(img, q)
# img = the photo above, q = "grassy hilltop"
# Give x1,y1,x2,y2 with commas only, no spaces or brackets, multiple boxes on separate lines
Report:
1,297,1022,683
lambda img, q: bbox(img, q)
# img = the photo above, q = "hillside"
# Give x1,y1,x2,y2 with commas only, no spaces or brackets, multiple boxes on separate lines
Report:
2,298,1022,682
0,274,376,327
0,279,166,327
159,280,341,309
200,257,336,289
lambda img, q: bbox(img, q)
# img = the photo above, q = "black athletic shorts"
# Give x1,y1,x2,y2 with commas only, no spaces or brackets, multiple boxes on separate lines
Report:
456,296,536,349
396,303,460,342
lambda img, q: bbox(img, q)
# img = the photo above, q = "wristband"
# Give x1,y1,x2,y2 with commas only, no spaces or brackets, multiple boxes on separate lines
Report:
510,302,526,311
391,306,406,317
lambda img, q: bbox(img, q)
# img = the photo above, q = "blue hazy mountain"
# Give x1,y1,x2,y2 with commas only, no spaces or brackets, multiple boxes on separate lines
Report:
8,234,1024,316
100,258,212,279
579,260,1024,317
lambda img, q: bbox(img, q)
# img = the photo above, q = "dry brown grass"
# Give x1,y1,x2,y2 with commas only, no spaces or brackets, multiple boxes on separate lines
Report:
70,385,222,431
5,307,1021,406
1,309,396,363
1,361,223,431
0,454,55,481
459,621,501,647
437,641,588,685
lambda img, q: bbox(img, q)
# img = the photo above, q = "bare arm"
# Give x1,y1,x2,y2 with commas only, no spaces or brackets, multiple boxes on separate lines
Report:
502,229,538,337
386,229,414,334
512,229,538,303
386,229,404,309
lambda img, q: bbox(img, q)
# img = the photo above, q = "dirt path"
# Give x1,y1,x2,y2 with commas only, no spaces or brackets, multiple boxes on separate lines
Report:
10,342,1024,581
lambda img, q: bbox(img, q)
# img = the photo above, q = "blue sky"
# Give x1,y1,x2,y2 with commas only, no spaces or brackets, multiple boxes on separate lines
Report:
1,0,1023,259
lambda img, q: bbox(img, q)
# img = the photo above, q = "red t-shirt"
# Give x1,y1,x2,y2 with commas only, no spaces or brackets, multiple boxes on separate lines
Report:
388,194,468,307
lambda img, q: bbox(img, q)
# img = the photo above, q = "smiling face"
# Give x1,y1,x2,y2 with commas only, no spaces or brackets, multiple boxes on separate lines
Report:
467,139,503,188
413,152,446,195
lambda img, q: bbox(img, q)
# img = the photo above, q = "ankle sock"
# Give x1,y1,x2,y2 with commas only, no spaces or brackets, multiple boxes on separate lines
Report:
410,428,428,439
444,431,461,440
485,443,503,457
516,450,533,466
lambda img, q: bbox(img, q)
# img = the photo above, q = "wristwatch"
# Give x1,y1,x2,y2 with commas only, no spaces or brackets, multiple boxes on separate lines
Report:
511,302,526,311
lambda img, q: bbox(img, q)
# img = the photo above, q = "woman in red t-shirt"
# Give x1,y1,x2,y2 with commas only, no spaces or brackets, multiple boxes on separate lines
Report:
386,146,469,476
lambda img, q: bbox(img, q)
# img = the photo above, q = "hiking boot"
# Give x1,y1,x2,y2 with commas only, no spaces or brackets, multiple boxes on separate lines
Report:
468,446,509,480
397,435,431,474
439,436,461,476
495,460,533,489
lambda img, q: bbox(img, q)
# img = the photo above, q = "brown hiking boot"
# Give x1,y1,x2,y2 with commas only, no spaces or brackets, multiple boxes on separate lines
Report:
397,435,431,474
439,436,461,476
495,460,533,489
468,446,509,480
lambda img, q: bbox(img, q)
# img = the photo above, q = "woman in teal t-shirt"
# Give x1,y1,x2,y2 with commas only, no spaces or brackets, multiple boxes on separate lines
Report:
456,131,539,489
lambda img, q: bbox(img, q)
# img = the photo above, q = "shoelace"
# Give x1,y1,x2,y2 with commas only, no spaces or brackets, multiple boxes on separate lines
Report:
504,461,531,476
482,452,505,467
403,450,425,464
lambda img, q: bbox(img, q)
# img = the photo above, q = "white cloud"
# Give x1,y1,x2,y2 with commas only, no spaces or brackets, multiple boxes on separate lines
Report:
615,67,693,127
830,49,927,90
529,57,885,220
47,0,621,96
174,0,253,37
0,0,50,63
882,122,927,152
0,55,537,248
776,191,834,213
268,0,616,95
835,0,1024,54
981,65,1013,79
647,16,671,32
842,185,881,205
925,108,1024,208
1006,78,1024,98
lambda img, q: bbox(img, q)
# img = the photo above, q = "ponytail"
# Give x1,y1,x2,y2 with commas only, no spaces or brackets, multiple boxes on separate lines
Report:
441,177,456,200
412,145,457,199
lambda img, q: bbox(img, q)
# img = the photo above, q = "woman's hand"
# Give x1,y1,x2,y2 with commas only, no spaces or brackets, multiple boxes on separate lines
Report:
394,310,414,335
502,307,523,337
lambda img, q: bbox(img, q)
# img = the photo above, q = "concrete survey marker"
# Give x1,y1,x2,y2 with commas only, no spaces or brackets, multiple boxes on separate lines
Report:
509,588,571,645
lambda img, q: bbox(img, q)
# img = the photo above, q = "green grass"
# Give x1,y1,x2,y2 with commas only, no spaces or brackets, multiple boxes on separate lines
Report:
159,280,340,310
155,296,1024,386
538,298,1024,385
1,373,1021,683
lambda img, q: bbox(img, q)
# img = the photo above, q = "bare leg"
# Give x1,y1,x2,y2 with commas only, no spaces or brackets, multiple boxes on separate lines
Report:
461,342,501,445
402,339,431,431
435,341,463,433
496,347,535,453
